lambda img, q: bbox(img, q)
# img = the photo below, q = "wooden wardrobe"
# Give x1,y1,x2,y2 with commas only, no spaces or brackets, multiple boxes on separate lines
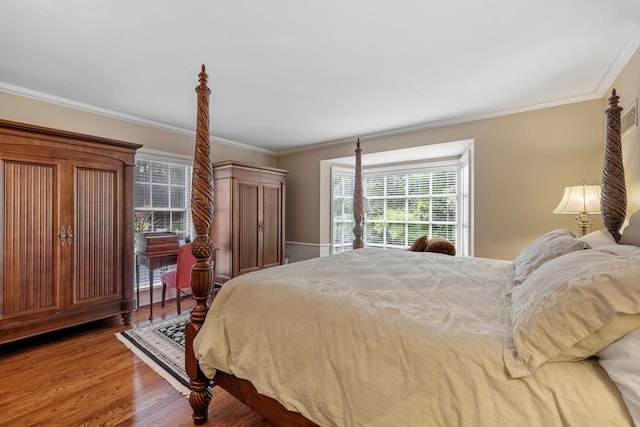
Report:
0,119,141,344
211,161,287,283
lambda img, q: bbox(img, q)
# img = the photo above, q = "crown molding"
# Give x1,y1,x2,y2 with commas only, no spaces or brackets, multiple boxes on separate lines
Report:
596,23,640,96
0,82,274,155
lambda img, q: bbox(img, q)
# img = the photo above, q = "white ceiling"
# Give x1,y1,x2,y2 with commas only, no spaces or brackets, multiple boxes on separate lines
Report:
1,1,639,154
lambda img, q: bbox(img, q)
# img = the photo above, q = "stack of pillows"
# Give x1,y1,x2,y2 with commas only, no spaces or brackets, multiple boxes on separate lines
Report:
408,236,456,256
503,228,640,425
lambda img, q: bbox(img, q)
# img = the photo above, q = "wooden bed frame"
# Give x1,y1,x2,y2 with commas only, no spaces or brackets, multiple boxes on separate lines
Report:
183,66,627,425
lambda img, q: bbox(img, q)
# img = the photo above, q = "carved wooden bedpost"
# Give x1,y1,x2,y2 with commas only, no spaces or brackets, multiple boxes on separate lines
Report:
601,89,626,242
353,138,364,249
185,64,215,424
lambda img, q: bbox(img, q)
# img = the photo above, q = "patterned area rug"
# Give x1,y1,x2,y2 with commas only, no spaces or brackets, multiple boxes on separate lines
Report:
116,314,190,397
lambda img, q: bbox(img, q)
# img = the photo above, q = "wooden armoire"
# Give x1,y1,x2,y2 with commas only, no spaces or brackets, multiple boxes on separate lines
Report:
0,119,141,344
211,161,287,283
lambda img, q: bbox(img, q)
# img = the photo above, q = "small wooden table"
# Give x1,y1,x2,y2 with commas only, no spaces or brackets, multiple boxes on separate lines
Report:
135,250,179,320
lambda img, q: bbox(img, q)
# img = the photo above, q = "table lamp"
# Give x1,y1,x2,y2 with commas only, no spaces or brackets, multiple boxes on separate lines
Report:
552,180,602,236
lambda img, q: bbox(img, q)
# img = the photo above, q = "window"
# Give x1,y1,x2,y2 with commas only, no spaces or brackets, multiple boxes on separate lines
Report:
134,151,194,288
365,166,458,249
331,155,470,255
134,159,194,242
458,150,471,257
332,169,355,254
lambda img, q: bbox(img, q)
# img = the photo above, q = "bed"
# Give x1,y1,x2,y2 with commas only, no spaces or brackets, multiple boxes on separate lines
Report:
184,67,640,426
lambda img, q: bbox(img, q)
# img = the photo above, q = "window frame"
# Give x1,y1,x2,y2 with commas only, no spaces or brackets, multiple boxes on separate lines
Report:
134,149,195,242
330,154,470,255
134,149,195,288
331,167,356,254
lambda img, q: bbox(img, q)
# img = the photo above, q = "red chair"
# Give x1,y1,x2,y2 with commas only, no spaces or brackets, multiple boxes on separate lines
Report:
161,243,196,315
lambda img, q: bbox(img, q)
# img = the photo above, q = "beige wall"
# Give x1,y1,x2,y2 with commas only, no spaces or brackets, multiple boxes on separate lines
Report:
278,99,607,260
0,90,276,166
605,47,640,225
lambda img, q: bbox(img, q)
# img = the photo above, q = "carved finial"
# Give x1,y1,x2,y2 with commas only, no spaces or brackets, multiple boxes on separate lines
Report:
198,65,209,89
608,89,619,108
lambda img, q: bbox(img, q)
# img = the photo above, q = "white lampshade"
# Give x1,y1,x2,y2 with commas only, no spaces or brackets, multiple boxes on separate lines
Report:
363,197,374,215
553,183,601,214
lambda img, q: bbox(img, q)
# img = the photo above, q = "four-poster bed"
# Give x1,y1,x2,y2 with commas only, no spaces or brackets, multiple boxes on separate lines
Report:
184,67,639,426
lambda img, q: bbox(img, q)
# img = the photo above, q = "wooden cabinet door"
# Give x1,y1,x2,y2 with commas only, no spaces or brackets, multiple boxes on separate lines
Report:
0,153,65,322
68,160,124,309
235,180,260,276
261,183,282,268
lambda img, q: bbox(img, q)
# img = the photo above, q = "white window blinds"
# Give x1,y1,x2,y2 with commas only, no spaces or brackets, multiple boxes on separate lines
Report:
134,159,194,243
331,168,355,254
331,155,470,255
133,153,194,287
365,168,458,249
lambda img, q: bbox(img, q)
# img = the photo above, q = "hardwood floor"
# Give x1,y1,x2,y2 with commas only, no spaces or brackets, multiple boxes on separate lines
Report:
0,290,272,426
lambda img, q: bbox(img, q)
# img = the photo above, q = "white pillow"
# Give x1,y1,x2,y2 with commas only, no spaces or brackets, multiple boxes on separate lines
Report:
621,210,640,247
505,248,640,378
513,229,589,284
579,229,616,248
598,328,640,427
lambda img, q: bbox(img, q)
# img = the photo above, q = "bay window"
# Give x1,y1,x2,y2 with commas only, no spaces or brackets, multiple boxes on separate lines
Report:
331,154,470,255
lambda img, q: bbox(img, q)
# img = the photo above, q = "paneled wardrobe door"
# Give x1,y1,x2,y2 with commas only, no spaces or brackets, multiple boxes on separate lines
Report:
260,182,284,270
236,179,261,276
0,152,65,322
68,158,124,310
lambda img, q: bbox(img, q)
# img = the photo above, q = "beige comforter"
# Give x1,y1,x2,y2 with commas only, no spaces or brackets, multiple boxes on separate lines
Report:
194,248,631,427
